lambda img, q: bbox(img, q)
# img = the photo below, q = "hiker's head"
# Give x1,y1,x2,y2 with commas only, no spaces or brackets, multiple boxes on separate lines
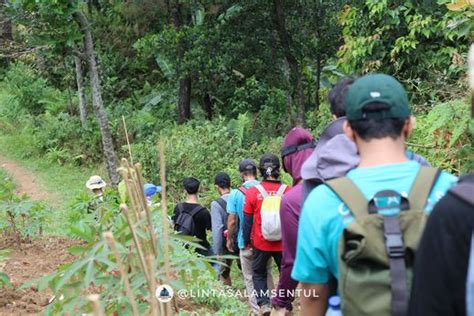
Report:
281,127,315,185
183,177,200,195
343,73,414,147
259,153,280,180
214,172,231,194
328,77,355,119
86,175,106,196
238,159,257,181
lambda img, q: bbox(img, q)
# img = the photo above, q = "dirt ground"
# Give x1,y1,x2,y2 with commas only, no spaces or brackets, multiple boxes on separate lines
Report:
0,156,52,203
0,237,79,316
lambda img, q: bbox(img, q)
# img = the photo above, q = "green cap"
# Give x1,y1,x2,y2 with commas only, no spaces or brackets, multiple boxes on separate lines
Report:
346,74,410,121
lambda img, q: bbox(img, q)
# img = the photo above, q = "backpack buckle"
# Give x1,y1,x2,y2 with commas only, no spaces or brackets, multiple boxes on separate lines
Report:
385,233,405,258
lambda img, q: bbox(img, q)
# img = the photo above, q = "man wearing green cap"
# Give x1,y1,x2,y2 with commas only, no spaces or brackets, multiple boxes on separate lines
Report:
291,74,457,315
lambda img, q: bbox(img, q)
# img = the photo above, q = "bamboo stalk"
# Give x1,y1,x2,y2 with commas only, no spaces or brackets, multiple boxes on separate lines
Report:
122,115,134,165
87,294,104,316
121,204,151,285
147,254,159,316
136,163,158,257
104,232,140,316
158,140,171,282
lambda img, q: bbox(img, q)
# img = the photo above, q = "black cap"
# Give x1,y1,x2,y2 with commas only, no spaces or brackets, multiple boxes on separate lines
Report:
259,153,280,170
214,172,231,189
239,159,257,173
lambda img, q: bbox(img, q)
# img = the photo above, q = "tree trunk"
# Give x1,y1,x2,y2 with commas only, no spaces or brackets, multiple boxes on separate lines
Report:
273,0,305,126
74,53,88,128
1,0,13,66
177,77,191,124
201,92,213,120
172,3,192,124
315,54,321,111
74,10,119,187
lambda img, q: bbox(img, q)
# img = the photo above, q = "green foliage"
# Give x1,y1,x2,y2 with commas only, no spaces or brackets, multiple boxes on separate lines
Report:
3,62,57,115
0,168,50,240
338,0,470,106
0,249,11,289
410,99,473,173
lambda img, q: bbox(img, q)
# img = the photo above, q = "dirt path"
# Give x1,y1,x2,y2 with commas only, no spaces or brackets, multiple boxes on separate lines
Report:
0,155,53,203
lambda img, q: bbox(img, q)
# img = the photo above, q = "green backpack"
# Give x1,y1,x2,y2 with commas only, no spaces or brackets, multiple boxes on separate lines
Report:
326,167,440,316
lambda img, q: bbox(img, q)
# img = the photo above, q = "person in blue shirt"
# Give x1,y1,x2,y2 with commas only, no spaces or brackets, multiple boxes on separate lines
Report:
226,159,273,315
291,74,458,315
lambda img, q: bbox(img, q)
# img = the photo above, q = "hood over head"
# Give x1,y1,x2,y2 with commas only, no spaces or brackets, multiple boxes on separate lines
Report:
282,127,315,185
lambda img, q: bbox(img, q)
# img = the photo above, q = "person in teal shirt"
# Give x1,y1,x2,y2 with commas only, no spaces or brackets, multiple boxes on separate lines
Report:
291,74,458,315
226,159,273,315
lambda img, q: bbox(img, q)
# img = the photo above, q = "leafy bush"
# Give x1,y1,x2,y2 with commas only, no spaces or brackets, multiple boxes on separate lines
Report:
4,62,57,115
410,99,472,173
0,169,50,244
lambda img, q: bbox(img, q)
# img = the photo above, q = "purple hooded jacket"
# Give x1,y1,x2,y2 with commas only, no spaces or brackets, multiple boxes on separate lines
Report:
272,127,315,310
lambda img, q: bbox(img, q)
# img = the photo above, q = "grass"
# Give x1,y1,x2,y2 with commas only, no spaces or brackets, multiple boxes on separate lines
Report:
0,134,105,235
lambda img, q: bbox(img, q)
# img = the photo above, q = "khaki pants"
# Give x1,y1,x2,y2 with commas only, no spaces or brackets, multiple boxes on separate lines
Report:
240,247,274,313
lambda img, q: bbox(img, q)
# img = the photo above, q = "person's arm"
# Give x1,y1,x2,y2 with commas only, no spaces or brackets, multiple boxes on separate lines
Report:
243,190,255,247
226,190,238,252
171,204,179,225
226,214,237,252
300,283,329,316
210,201,224,256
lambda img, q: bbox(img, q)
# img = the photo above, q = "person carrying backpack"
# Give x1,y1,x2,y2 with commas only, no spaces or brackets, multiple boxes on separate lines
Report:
291,74,458,316
300,78,431,202
244,153,290,316
211,172,236,286
172,177,212,257
408,174,473,316
271,127,316,315
226,159,274,315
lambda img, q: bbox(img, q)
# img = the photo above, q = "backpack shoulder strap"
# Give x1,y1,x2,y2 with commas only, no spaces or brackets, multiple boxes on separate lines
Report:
276,184,287,197
450,182,474,206
255,184,268,199
408,167,440,210
326,177,368,218
188,205,204,217
216,198,228,212
238,186,248,195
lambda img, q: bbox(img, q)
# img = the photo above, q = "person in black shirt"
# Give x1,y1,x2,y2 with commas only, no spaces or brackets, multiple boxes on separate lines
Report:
172,177,212,256
409,174,474,316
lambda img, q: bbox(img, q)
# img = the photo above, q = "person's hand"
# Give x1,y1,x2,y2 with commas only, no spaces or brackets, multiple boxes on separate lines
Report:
270,306,290,316
226,238,234,253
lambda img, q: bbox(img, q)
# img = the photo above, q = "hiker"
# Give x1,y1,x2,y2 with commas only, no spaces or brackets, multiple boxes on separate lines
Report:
144,183,161,206
211,172,237,286
408,174,473,316
292,74,457,316
226,159,274,315
172,177,212,256
86,175,107,201
271,127,316,315
243,153,290,316
300,77,431,201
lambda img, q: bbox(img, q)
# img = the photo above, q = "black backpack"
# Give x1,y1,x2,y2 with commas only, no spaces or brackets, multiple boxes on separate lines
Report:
174,204,203,235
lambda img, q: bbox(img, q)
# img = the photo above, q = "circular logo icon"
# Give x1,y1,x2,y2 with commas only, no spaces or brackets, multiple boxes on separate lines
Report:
155,284,174,303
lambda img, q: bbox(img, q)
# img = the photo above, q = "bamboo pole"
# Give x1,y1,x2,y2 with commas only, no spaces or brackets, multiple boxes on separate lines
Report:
87,294,104,316
122,115,134,165
121,204,151,285
104,232,140,316
136,163,158,256
158,140,171,281
147,254,159,316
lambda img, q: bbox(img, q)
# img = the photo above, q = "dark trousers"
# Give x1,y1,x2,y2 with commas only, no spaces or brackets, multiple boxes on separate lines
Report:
252,249,282,306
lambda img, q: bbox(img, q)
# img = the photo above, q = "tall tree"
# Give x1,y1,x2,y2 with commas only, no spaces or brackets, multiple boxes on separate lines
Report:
73,50,88,128
171,2,191,124
272,0,305,126
74,9,119,186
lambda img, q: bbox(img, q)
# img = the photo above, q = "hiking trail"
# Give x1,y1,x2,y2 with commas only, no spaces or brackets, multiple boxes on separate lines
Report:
0,155,53,204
